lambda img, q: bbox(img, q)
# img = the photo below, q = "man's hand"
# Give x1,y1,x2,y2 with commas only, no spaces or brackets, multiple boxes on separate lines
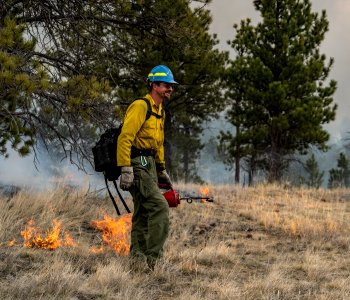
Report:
157,169,172,188
120,166,134,191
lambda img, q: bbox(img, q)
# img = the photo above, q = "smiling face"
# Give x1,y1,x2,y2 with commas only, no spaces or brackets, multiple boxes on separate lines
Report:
153,82,174,101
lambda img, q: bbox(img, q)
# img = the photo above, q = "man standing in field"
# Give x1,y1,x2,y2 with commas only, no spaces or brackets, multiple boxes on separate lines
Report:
117,65,177,269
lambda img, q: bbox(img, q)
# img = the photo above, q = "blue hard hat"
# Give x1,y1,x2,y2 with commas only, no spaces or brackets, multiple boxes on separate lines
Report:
147,65,178,84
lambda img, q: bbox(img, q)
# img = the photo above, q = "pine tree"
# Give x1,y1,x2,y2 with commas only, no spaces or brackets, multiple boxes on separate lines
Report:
328,169,342,189
301,154,324,188
0,17,47,157
1,0,226,179
328,153,350,188
112,0,228,182
221,0,337,183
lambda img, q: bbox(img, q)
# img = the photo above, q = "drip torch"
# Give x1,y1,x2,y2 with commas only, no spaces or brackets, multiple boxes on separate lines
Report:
159,184,214,208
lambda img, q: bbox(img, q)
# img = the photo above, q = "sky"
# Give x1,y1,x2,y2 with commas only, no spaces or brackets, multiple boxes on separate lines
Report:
207,0,350,143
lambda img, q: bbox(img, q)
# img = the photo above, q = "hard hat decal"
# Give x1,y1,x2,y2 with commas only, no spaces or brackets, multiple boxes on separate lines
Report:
148,72,168,77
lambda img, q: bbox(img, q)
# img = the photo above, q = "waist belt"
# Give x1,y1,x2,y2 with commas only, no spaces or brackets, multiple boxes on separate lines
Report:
131,146,156,159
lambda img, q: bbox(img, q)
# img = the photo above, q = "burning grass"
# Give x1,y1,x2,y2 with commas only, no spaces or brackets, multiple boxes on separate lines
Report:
90,213,132,255
21,219,76,249
1,182,350,299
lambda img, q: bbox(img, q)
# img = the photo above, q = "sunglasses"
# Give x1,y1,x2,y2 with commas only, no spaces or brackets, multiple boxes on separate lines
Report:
158,82,174,89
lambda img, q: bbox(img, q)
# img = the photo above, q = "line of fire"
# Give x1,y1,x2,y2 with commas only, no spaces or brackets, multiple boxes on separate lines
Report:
2,186,214,255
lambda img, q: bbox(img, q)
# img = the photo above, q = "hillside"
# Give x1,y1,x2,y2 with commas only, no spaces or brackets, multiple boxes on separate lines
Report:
0,182,349,299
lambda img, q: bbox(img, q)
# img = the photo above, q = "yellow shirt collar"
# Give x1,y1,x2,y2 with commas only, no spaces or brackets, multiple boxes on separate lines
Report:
145,93,162,113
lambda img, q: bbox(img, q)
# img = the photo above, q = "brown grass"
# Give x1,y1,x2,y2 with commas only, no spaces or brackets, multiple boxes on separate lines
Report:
1,181,350,299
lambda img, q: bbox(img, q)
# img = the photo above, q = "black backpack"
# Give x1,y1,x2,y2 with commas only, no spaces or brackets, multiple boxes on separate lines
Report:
92,127,122,181
92,97,163,215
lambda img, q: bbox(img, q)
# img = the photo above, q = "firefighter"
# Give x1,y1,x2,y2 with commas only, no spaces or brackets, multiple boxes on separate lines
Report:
117,65,177,269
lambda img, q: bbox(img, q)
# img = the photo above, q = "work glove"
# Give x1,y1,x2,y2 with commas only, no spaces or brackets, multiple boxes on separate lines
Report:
157,169,172,188
120,166,134,191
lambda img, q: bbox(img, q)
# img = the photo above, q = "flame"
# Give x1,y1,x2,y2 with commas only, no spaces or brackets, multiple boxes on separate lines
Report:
20,219,76,250
90,213,132,255
200,186,209,196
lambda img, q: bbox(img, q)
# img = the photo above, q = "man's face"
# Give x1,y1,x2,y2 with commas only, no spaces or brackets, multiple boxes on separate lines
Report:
154,82,174,100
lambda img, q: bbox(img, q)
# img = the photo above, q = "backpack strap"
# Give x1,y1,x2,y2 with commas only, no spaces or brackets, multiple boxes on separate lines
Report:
112,180,131,213
104,175,121,216
134,97,164,121
104,175,131,216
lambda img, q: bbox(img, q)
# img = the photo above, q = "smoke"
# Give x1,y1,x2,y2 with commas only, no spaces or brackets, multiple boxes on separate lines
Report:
0,146,105,191
197,114,234,184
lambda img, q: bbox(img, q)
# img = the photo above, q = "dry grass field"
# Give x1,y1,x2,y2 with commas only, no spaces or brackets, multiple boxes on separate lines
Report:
1,181,350,299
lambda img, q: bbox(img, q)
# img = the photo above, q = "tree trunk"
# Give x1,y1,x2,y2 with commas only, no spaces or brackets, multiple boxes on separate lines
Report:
164,109,174,177
235,125,240,184
183,127,189,183
267,147,283,183
248,157,255,186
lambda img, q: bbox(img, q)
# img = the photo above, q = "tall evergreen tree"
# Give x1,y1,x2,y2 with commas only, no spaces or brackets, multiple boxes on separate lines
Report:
1,0,226,180
221,0,337,183
104,0,228,182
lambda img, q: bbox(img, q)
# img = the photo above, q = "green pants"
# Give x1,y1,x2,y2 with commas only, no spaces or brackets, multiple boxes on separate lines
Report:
129,155,169,262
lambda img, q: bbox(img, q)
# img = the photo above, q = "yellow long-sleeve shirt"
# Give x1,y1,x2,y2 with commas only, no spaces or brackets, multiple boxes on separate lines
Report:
117,94,165,168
